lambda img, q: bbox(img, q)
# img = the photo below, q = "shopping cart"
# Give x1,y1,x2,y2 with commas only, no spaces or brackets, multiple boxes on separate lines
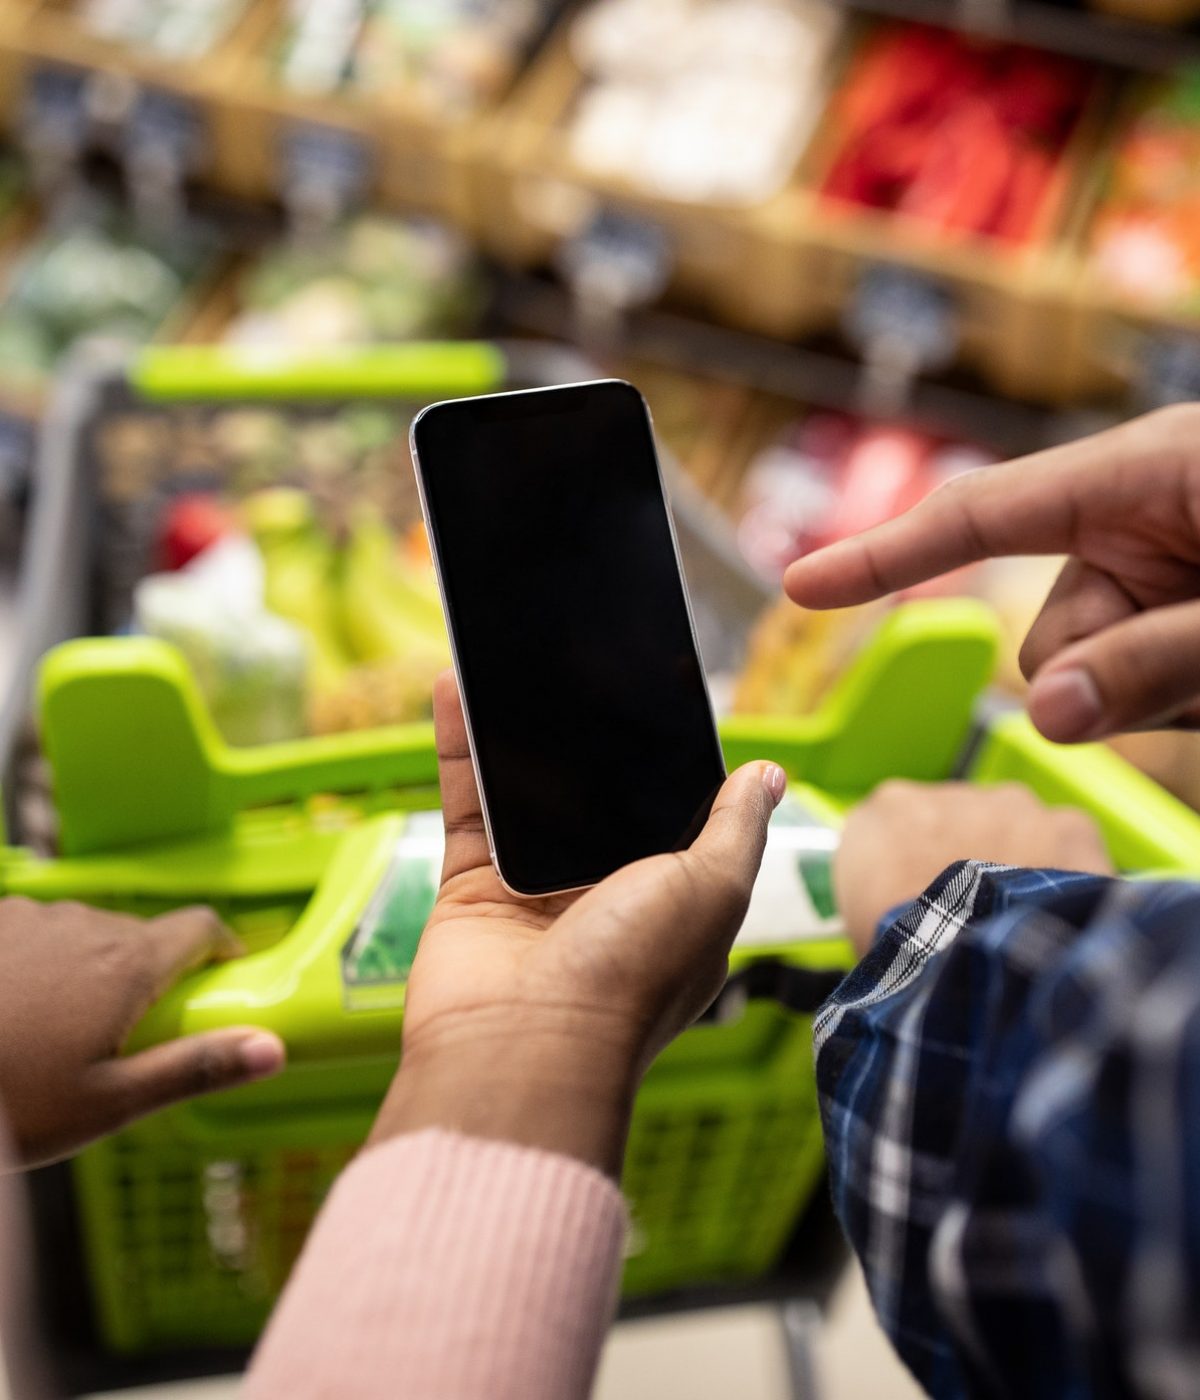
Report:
0,338,769,828
3,347,1200,1378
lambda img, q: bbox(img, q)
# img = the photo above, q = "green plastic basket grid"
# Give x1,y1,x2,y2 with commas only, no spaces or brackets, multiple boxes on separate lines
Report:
72,993,829,1350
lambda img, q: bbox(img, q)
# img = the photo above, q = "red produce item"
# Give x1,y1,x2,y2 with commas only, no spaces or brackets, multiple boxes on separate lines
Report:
900,100,1014,234
158,493,237,571
821,23,1088,246
990,53,1087,138
795,411,859,467
991,145,1054,243
821,426,933,546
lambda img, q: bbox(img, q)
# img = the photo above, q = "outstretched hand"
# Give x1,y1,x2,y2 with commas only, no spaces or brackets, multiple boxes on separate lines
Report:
834,781,1114,957
785,406,1200,744
0,899,285,1167
371,673,786,1175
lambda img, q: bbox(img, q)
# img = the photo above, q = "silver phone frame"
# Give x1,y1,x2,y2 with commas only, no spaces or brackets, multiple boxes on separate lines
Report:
409,378,726,899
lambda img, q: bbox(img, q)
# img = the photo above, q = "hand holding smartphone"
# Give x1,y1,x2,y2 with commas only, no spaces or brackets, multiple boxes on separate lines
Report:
410,379,726,896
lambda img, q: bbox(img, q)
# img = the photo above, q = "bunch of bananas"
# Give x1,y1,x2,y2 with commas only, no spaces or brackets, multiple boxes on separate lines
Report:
242,489,451,734
734,595,890,717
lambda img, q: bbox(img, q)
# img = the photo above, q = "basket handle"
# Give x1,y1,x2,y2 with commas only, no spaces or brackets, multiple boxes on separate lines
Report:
129,343,507,402
37,599,998,855
721,599,999,786
39,638,437,856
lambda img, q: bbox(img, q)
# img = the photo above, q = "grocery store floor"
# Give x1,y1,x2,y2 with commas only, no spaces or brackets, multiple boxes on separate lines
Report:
80,1265,922,1400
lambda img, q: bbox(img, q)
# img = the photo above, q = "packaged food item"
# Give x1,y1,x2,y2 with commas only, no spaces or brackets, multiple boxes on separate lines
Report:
223,215,482,346
92,391,453,737
821,425,933,542
340,794,843,1000
1090,67,1200,311
734,410,1004,717
567,0,842,205
735,417,846,581
74,0,249,58
736,791,842,946
733,410,997,582
341,811,443,1001
821,24,1091,245
135,535,310,746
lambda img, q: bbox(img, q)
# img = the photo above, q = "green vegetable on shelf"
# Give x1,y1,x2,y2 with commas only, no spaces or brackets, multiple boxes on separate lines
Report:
225,216,483,347
0,208,209,393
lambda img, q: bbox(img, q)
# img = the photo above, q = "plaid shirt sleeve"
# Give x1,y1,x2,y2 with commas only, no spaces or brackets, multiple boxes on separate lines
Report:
813,862,1200,1400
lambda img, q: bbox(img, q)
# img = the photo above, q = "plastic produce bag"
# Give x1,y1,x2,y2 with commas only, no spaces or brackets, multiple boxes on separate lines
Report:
135,536,309,746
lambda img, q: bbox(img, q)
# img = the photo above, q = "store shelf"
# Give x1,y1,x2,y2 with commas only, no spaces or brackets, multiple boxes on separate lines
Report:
831,0,1200,70
491,270,1080,459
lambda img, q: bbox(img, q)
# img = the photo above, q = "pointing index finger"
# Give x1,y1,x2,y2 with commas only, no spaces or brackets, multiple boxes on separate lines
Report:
783,433,1105,609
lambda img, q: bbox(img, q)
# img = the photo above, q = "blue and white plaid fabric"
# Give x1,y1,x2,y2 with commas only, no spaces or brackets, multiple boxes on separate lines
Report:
814,862,1200,1400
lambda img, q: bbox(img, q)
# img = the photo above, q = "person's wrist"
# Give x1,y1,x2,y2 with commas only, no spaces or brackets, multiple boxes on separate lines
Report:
370,1004,643,1178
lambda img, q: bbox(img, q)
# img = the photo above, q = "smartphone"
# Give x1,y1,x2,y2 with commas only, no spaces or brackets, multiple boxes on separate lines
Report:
410,379,726,897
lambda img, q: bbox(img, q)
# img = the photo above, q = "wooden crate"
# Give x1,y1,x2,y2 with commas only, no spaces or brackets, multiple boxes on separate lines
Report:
472,15,1113,403
213,1,389,209
626,358,774,509
764,42,1116,405
220,0,559,223
1068,73,1200,400
0,1,40,129
164,253,251,344
0,0,485,218
1089,0,1200,21
469,21,842,339
5,0,270,187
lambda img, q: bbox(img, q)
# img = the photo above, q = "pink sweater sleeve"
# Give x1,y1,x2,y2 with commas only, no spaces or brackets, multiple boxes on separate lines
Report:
243,1129,628,1400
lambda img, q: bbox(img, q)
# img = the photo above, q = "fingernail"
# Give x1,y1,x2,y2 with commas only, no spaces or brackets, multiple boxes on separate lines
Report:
239,1033,286,1080
763,764,788,807
1029,667,1103,741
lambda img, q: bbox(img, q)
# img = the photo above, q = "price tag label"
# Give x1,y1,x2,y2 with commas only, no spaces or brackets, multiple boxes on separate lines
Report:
21,65,90,170
125,87,206,175
279,121,374,223
1137,331,1200,411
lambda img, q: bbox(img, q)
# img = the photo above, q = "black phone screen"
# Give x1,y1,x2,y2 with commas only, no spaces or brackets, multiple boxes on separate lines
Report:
412,380,726,896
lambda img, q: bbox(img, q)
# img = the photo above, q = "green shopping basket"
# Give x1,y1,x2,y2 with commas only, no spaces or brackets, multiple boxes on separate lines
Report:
6,595,1200,1353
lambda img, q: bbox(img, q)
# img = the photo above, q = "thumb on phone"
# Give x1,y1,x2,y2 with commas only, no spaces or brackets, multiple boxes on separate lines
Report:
672,761,787,940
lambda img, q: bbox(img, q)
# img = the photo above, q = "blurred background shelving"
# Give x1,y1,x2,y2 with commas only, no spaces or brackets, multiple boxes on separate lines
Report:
5,0,1200,755
6,0,1200,788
